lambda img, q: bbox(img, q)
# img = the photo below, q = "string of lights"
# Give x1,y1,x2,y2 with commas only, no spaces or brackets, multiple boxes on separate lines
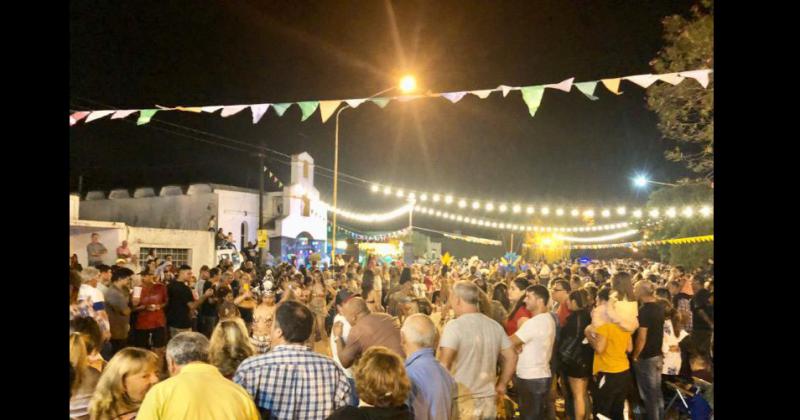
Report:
553,229,640,243
527,234,714,250
318,201,412,223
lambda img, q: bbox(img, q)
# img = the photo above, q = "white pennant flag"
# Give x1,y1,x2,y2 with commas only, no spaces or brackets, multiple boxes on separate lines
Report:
85,110,115,123
470,89,493,99
319,100,342,123
201,106,224,113
659,73,685,85
625,74,660,88
679,69,712,88
221,105,248,117
110,110,138,119
544,77,574,92
345,98,367,108
498,85,513,97
441,91,468,103
250,104,270,124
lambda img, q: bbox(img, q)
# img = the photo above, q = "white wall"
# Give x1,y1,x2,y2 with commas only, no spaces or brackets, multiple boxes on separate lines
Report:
69,226,126,267
70,195,80,221
79,193,219,231
126,226,215,270
216,189,260,250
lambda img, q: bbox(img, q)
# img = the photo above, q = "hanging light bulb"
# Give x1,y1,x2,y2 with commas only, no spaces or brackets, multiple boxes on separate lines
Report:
541,207,550,216
396,189,404,198
513,204,521,213
371,184,380,193
444,195,454,204
432,194,441,203
486,202,495,212
383,186,392,195
700,206,712,217
571,209,580,217
601,209,611,218
633,209,643,218
420,193,428,202
458,199,467,208
472,201,481,210
556,208,564,216
666,207,677,218
616,206,626,216
649,209,660,218
682,207,694,217
499,204,508,213
526,206,534,215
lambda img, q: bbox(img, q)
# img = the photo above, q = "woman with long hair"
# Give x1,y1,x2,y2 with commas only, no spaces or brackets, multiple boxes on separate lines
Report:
491,282,511,311
71,316,107,372
250,288,277,354
505,277,532,335
308,270,336,350
361,269,384,313
89,348,159,420
560,290,595,420
209,318,256,379
71,318,103,420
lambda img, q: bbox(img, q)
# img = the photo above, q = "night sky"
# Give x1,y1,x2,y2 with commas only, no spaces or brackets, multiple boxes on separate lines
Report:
70,0,695,236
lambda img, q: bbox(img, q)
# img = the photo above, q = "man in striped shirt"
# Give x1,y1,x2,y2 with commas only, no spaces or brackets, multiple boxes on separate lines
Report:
234,300,353,419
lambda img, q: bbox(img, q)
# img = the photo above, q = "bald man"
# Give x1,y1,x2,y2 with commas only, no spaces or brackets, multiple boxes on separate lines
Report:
331,297,404,368
402,314,456,420
632,280,664,420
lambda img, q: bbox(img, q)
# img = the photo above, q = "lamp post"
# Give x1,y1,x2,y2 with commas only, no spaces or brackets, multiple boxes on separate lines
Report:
331,75,417,263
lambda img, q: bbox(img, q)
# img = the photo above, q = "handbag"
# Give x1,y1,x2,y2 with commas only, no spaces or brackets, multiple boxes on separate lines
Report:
558,313,589,371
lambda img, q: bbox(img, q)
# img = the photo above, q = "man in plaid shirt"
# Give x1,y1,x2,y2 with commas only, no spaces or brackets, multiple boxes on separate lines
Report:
234,300,353,419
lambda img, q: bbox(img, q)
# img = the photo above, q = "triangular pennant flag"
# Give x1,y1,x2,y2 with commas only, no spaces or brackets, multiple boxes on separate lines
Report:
110,110,138,119
441,91,468,103
499,85,513,97
69,111,90,126
574,81,600,100
271,103,292,117
678,70,712,88
470,89,493,99
137,109,158,126
345,98,367,108
601,78,623,95
625,74,660,88
84,110,115,123
250,104,270,124
520,86,545,117
544,77,574,92
319,100,341,123
371,98,390,108
659,73,685,85
201,106,223,113
297,101,319,121
220,105,248,117
175,106,202,113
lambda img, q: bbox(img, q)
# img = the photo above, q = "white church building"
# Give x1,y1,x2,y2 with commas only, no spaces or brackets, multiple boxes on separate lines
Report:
76,152,328,263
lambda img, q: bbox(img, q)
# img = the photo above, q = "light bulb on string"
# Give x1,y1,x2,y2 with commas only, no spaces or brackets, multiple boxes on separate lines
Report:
617,206,626,216
383,187,391,195
458,199,467,208
556,208,564,216
371,184,380,193
633,209,643,218
486,202,495,212
682,207,693,217
472,201,480,210
513,204,521,213
571,209,580,217
499,204,508,213
527,206,534,215
396,190,404,198
444,195,454,205
601,209,611,218
432,194,441,203
541,207,550,216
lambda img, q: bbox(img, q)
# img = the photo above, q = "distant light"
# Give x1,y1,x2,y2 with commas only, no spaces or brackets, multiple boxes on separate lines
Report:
556,208,564,216
444,195,454,204
486,202,495,212
499,204,508,213
396,189,404,198
616,206,626,216
420,193,428,201
601,209,611,218
458,199,467,208
583,210,595,218
634,176,648,188
682,207,693,217
526,206,534,215
571,209,580,217
399,75,417,93
408,192,416,200
700,206,712,217
371,184,380,193
666,207,677,218
633,209,643,218
383,186,392,195
512,204,522,213
541,207,550,216
472,201,481,209
649,209,660,218
432,194,441,203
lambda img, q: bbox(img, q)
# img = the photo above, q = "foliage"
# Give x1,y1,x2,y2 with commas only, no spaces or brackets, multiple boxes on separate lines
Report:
647,0,714,180
644,182,713,267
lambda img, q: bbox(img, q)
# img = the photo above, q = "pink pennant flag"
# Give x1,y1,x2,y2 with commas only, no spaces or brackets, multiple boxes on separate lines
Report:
678,70,712,88
544,77,574,92
201,106,224,113
69,111,90,126
319,100,342,123
625,74,660,88
470,89,493,99
441,91,468,103
250,104,270,124
658,73,685,85
498,85,513,97
84,110,115,123
345,98,367,108
110,110,138,120
221,105,248,117
601,78,623,95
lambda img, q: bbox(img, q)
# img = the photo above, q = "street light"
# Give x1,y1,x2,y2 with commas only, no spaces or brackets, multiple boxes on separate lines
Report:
331,75,417,262
632,174,678,188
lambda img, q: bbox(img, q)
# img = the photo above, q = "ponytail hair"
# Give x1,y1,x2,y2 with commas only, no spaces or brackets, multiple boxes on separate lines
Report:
70,332,89,394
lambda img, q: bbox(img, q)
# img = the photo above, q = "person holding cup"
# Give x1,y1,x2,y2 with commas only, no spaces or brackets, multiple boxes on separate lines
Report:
133,269,168,376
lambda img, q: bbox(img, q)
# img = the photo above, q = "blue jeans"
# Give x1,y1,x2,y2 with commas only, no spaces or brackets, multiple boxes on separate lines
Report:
513,375,551,420
633,356,664,420
347,377,359,406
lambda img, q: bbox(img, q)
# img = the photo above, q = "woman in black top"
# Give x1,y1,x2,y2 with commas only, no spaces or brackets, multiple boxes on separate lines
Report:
560,289,594,420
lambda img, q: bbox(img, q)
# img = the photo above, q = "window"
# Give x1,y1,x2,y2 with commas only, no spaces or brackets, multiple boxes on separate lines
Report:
240,221,248,247
303,161,309,178
274,198,283,216
139,247,191,269
302,197,310,217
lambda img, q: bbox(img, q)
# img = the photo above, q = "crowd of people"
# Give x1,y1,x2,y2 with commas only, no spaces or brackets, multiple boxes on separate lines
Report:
70,237,713,420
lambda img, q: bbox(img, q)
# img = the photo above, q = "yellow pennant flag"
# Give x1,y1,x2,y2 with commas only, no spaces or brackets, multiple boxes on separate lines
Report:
319,100,342,123
601,78,623,95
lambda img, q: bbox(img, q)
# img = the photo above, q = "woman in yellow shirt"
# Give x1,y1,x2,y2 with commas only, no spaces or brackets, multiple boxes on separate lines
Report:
585,288,634,420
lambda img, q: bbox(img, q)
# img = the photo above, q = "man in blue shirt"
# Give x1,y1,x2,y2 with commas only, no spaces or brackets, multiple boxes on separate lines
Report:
401,314,456,420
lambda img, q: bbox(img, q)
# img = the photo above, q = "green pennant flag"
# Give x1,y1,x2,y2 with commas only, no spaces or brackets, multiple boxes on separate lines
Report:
297,101,319,121
272,103,292,117
371,98,390,108
137,109,158,125
520,86,545,117
574,81,600,101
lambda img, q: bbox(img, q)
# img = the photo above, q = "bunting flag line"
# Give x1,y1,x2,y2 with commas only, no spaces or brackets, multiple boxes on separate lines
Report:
333,224,411,242
69,68,712,126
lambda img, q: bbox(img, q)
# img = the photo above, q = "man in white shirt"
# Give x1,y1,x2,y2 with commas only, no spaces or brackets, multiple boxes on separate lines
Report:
509,284,556,420
78,267,111,342
439,281,517,419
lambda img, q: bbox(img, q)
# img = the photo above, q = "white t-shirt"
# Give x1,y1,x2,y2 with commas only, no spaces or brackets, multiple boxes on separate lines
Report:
79,284,105,309
440,312,512,398
331,314,354,378
513,313,556,379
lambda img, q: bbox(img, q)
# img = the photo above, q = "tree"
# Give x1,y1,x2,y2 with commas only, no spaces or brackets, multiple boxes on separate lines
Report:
643,183,713,268
647,0,714,181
